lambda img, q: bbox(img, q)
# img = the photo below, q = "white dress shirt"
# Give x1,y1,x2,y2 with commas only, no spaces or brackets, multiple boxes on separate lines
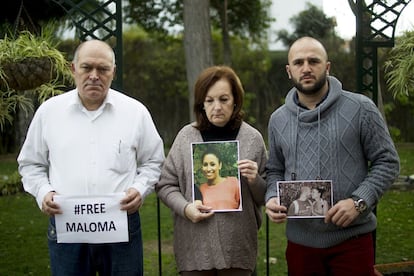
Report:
18,89,165,209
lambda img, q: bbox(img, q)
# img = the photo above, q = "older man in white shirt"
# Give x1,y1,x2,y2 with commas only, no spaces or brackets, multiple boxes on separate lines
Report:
18,39,164,275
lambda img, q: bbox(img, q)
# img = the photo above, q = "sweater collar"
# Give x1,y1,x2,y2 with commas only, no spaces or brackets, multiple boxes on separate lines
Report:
288,76,344,180
286,76,342,123
293,90,329,110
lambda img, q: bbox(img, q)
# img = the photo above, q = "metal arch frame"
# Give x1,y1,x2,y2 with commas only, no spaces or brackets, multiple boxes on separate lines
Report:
356,0,411,104
51,0,123,90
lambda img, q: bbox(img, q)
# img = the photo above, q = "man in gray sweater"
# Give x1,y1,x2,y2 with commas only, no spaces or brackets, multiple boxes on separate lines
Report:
265,36,400,275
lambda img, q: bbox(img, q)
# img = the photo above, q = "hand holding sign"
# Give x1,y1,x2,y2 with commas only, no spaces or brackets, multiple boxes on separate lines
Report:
42,191,61,216
120,188,143,214
54,193,128,243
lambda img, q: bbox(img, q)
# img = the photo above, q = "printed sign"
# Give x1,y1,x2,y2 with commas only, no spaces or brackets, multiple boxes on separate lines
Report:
54,193,128,243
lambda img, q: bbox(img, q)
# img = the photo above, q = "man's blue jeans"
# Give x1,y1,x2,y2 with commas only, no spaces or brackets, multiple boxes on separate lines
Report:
48,212,143,276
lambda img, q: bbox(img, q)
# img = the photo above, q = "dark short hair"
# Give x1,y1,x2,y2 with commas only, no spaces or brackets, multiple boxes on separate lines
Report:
312,187,326,196
193,66,244,131
201,146,222,164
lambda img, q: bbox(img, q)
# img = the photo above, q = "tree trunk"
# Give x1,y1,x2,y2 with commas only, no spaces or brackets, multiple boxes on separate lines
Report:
183,0,214,121
219,0,232,65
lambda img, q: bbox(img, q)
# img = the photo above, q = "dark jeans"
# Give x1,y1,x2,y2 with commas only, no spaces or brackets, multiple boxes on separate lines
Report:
48,212,143,276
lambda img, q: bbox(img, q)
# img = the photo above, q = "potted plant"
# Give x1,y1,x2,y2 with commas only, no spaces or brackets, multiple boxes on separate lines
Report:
0,24,73,129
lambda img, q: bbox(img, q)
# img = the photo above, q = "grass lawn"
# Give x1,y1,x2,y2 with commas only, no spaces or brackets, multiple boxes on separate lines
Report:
0,144,413,275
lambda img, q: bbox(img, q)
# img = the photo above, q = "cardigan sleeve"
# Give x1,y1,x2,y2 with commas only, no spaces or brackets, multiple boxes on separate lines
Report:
239,122,268,206
155,128,192,218
265,113,287,202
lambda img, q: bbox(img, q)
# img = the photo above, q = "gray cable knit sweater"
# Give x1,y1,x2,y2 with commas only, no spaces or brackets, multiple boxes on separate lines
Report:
265,76,400,248
156,122,267,272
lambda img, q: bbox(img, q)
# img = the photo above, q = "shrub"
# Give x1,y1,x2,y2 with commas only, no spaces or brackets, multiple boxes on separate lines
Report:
0,170,23,195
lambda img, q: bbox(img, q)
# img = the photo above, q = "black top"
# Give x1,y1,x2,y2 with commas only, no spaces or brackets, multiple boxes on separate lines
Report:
200,124,240,142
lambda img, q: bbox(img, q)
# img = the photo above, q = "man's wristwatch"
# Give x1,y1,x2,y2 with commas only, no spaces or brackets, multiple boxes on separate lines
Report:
353,198,367,213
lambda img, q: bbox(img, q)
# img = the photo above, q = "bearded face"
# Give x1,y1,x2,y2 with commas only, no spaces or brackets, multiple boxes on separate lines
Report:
291,71,328,96
286,37,331,98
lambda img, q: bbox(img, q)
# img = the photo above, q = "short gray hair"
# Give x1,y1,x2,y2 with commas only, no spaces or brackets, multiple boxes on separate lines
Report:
72,40,116,66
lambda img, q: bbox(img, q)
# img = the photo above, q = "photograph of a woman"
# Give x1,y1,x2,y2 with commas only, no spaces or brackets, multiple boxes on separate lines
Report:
311,187,329,216
192,141,241,211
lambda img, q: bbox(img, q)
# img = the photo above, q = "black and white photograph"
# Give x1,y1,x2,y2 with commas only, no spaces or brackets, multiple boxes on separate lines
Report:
277,180,333,218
